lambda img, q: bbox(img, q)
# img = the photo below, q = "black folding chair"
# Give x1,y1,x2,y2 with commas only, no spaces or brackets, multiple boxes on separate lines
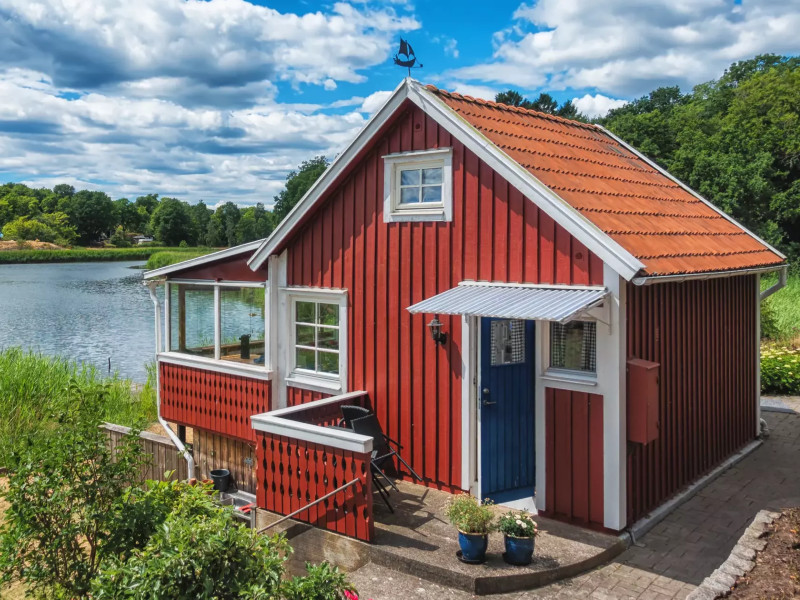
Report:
351,413,422,512
339,405,371,429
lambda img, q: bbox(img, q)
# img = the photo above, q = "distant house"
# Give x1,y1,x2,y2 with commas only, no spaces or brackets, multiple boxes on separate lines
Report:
143,79,786,541
133,235,154,245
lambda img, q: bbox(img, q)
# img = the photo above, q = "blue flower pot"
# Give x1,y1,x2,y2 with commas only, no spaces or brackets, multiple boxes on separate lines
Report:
504,535,534,565
458,531,488,563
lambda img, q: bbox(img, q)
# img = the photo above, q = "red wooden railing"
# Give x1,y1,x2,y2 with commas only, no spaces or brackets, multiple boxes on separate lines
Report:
252,391,374,542
159,361,271,443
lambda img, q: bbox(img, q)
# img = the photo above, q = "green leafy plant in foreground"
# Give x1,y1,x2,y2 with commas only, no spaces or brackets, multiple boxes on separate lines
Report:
282,562,356,600
445,494,494,534
761,344,800,395
0,389,148,598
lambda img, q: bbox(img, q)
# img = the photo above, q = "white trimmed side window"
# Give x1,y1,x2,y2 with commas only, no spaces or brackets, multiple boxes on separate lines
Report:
383,148,453,222
549,321,597,375
286,290,348,392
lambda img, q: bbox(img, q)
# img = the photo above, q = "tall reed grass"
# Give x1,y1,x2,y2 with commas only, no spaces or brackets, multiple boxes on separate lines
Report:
145,250,214,270
761,273,800,343
0,246,209,265
0,348,157,467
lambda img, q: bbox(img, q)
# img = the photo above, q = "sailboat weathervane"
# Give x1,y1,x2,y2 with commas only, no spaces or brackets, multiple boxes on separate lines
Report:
393,38,423,77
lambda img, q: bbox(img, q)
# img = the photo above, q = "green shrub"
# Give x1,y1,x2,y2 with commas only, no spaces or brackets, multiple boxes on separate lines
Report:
0,391,148,598
282,562,355,600
445,494,494,534
761,344,800,394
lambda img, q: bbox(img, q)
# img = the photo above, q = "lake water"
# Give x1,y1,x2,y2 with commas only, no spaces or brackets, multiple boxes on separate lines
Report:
0,261,155,382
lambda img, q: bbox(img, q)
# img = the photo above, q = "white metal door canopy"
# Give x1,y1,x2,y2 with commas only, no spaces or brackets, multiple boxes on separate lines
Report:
406,281,609,323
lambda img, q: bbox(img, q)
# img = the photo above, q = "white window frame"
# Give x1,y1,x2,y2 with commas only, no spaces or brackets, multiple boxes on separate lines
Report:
160,279,271,380
541,319,599,386
383,148,453,222
283,288,348,394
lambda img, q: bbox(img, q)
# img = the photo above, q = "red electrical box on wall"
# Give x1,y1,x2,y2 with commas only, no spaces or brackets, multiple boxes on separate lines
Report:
627,358,660,444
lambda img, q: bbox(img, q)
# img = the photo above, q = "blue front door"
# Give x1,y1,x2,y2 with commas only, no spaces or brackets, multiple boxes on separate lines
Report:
479,318,536,503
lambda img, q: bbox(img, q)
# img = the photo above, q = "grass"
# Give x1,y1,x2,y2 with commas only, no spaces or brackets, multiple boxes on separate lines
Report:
145,249,215,270
0,246,211,264
761,273,800,344
0,348,157,468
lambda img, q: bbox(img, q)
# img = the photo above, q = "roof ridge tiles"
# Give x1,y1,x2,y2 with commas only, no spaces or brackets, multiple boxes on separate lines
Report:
425,84,599,131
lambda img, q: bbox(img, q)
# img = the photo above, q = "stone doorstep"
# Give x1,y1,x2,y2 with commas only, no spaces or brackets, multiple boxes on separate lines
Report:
686,509,780,600
254,507,629,596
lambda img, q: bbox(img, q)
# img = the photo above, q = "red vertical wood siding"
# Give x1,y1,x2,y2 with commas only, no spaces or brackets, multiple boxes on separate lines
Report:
159,362,271,443
282,104,603,491
544,388,605,528
256,431,374,542
626,275,757,525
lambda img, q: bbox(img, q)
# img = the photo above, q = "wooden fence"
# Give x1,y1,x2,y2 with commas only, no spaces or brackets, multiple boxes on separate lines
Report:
103,423,191,482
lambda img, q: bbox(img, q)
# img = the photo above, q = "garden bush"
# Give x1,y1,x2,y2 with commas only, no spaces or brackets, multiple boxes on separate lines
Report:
761,344,800,395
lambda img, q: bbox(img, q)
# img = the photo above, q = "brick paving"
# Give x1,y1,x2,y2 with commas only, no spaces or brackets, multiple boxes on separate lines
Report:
349,400,800,599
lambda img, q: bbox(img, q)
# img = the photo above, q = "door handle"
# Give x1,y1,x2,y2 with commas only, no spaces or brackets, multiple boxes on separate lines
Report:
481,387,496,406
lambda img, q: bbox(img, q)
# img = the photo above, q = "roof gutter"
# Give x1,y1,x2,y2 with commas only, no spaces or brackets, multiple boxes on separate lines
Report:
760,265,789,301
632,264,788,286
144,280,195,478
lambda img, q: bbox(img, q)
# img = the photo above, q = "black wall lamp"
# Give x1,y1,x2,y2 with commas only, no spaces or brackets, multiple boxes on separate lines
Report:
427,316,448,346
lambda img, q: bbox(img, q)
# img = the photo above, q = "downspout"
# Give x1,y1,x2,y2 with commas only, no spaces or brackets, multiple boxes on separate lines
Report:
760,265,788,301
145,280,195,477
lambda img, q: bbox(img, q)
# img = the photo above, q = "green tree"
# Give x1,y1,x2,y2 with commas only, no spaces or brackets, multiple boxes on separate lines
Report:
272,156,329,225
235,202,272,244
63,190,116,244
149,197,194,246
494,90,586,120
189,200,212,243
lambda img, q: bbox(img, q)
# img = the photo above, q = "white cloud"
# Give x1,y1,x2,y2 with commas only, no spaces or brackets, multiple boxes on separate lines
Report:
448,83,499,102
572,93,627,118
445,0,800,97
360,90,393,115
0,1,422,204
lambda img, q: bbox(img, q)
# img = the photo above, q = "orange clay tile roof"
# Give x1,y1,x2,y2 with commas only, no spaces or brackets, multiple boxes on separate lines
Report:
426,85,785,277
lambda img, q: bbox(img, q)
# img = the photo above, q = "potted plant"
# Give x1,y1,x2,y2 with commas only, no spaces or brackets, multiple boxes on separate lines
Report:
445,494,494,563
497,511,539,565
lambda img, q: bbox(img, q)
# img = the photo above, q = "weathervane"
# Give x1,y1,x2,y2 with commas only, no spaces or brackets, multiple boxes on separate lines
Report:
393,38,423,77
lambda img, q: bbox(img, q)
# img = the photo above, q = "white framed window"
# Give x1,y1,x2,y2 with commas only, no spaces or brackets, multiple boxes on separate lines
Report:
383,148,453,222
548,321,597,375
285,289,348,392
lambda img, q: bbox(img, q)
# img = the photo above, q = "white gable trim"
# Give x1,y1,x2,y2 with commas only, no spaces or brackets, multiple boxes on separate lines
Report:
144,239,264,279
597,124,786,262
249,79,645,280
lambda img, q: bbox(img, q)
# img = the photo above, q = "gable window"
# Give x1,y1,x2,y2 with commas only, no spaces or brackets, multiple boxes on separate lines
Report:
285,289,348,392
549,321,596,374
383,148,452,222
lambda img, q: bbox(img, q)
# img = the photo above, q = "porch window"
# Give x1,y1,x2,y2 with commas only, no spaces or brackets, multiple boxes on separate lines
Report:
549,321,596,374
166,281,267,369
383,148,453,222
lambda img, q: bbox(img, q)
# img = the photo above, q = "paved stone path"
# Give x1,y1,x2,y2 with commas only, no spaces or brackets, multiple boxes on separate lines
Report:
349,399,800,599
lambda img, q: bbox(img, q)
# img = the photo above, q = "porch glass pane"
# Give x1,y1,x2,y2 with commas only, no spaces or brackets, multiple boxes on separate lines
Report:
220,287,265,365
169,284,215,358
296,348,315,371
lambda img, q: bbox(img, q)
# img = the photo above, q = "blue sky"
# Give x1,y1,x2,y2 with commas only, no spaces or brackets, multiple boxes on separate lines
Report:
1,0,798,206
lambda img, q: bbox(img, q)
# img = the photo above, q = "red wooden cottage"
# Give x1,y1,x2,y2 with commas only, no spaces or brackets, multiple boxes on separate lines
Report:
144,79,787,541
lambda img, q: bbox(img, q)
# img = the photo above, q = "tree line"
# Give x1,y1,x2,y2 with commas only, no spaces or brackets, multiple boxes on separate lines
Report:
0,156,329,248
497,54,800,265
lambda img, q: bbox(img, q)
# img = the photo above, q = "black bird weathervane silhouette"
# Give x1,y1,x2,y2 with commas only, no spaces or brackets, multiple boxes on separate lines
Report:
393,38,423,77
